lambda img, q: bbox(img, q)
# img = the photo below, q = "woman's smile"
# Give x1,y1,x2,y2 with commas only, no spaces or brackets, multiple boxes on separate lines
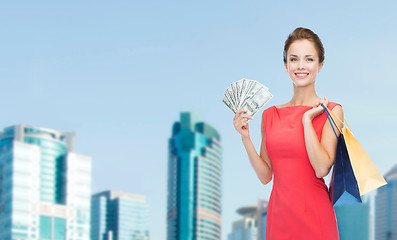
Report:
295,72,309,79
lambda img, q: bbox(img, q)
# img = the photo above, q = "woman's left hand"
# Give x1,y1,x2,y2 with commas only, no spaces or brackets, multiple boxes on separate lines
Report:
302,96,329,123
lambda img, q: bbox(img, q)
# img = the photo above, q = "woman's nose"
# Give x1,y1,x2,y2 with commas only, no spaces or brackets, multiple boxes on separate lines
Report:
298,60,305,69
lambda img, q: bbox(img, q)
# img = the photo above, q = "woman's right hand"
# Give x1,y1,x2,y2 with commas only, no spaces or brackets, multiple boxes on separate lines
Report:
233,108,254,139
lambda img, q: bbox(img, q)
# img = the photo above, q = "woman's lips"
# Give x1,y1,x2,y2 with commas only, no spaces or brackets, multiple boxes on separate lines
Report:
295,73,309,79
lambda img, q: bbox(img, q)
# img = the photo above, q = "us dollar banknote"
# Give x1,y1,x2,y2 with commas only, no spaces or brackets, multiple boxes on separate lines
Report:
223,78,273,119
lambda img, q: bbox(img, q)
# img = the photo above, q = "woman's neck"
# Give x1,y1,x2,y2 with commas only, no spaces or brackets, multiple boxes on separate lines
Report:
288,83,321,106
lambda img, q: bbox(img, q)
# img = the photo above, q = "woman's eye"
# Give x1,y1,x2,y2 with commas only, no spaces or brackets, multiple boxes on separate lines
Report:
291,58,297,61
307,58,313,61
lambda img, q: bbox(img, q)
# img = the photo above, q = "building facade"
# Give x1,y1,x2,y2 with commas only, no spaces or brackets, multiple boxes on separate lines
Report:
375,165,397,240
0,125,92,240
167,112,222,240
91,190,150,240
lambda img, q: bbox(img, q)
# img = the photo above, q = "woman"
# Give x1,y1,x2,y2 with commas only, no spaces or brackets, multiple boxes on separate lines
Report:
233,27,342,239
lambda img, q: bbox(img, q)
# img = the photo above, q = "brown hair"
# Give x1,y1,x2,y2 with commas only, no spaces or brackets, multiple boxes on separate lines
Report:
283,27,325,64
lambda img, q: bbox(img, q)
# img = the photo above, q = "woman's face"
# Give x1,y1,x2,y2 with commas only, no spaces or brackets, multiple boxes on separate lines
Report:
284,39,323,87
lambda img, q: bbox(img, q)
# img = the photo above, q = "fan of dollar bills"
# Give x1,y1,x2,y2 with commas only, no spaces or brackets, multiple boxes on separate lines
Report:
222,78,273,118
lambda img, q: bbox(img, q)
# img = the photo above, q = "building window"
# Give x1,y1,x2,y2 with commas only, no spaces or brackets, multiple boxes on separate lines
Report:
39,215,66,240
39,216,52,240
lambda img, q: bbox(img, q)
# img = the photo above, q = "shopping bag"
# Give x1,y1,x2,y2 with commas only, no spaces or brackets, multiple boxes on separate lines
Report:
322,103,387,196
322,105,362,206
342,127,387,195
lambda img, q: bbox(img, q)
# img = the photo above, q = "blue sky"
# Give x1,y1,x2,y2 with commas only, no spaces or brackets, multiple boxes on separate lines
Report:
1,1,396,239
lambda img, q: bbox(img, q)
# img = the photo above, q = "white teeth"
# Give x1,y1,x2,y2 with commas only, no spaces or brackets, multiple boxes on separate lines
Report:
296,73,308,76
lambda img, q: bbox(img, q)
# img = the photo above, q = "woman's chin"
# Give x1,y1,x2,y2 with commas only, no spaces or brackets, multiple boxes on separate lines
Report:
291,79,315,87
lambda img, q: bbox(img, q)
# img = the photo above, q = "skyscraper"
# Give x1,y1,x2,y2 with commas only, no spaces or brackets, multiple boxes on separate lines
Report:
375,164,397,240
256,199,268,240
167,112,222,240
227,199,268,240
91,190,150,240
228,206,257,240
0,125,92,240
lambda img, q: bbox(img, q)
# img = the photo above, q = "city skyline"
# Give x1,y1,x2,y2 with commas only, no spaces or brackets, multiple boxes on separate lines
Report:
0,122,391,239
1,1,397,239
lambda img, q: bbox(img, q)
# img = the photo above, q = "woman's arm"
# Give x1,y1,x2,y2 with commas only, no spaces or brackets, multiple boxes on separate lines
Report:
241,113,273,185
302,105,344,178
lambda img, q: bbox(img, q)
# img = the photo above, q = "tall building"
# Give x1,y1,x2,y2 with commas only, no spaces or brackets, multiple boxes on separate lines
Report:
375,164,397,240
167,112,222,240
256,199,268,240
228,206,257,240
334,199,370,240
0,125,92,240
91,190,150,240
227,199,268,240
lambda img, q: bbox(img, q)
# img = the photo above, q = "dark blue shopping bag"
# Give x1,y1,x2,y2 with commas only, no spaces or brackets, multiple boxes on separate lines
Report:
322,104,362,206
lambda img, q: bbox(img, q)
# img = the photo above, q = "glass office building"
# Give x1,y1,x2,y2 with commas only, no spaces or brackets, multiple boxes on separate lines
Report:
257,199,268,240
227,199,268,240
228,206,257,240
260,212,267,240
375,164,397,240
91,190,150,240
0,125,92,240
334,199,370,240
167,112,222,240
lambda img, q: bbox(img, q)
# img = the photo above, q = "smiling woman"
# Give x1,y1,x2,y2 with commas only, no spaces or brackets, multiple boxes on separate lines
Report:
233,27,343,240
283,28,325,87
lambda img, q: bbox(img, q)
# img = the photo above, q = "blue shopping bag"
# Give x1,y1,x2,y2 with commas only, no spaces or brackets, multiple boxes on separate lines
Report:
322,104,362,206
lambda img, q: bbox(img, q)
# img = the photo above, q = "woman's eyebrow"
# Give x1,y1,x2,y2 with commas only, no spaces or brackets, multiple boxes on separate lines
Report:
290,54,314,57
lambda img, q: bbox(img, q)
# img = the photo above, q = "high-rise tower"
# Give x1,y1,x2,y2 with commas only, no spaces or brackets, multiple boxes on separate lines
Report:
375,164,397,240
227,199,268,240
91,190,150,240
167,112,222,240
0,125,92,240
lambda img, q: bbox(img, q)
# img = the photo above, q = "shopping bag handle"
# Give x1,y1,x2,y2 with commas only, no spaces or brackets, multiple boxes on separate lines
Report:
322,104,342,139
322,103,353,134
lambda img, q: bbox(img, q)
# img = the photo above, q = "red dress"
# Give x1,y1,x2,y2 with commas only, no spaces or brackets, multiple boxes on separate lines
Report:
262,102,341,240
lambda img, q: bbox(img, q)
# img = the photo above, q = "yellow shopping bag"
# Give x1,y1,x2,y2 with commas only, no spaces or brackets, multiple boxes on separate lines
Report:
323,103,387,196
